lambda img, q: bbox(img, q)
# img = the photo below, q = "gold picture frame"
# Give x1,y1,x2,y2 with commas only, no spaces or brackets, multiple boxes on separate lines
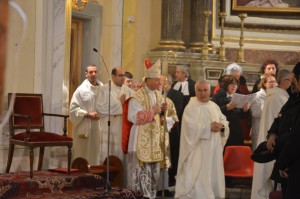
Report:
216,0,300,33
232,0,300,13
205,68,224,80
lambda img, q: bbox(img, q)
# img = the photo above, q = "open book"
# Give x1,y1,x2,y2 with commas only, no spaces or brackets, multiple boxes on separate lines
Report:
231,93,256,109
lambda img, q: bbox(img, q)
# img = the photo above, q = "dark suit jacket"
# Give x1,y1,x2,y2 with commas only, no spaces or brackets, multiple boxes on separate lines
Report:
276,99,300,198
186,78,196,97
164,88,184,186
171,78,196,111
167,89,184,119
171,78,196,96
268,95,300,194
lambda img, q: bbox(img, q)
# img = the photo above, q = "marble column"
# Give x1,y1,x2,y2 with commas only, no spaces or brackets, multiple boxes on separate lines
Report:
156,0,185,51
189,0,214,52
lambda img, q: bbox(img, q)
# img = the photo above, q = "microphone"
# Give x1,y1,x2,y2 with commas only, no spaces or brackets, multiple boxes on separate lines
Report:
93,48,110,76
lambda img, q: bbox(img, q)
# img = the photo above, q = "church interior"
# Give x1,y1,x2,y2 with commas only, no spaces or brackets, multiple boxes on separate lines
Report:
0,0,300,198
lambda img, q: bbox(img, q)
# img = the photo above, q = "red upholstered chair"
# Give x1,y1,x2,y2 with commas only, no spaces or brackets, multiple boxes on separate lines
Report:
6,93,73,178
223,145,254,178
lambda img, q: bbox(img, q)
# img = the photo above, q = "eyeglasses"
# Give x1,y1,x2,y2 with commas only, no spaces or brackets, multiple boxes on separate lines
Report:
116,74,125,77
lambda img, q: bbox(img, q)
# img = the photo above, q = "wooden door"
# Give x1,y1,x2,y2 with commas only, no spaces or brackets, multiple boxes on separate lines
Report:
68,18,84,136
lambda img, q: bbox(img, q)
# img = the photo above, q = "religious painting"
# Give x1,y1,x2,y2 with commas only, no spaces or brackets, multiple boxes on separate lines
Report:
218,0,300,32
205,68,224,80
232,0,300,13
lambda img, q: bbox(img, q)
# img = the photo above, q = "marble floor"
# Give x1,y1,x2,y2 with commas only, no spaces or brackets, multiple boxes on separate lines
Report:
155,187,251,199
156,178,252,199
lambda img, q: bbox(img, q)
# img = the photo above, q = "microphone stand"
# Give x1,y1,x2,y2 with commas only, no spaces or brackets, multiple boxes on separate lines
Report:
105,78,112,191
94,48,111,191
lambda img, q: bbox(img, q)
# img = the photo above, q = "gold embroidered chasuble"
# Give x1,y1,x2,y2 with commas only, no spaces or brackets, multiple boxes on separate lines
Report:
131,87,164,163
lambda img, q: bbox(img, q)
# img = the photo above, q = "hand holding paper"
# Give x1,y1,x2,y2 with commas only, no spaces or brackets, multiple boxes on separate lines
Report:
231,93,256,109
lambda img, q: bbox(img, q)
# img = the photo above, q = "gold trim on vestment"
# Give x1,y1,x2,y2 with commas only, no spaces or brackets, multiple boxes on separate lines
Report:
131,88,164,164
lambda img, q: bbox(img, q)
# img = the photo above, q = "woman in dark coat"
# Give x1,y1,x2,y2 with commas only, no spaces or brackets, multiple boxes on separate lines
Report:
212,75,250,147
213,63,251,140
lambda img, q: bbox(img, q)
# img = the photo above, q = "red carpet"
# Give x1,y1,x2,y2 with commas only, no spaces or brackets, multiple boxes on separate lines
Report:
0,170,143,198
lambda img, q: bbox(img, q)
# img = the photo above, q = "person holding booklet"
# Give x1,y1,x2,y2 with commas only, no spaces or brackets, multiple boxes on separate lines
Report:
213,63,251,140
231,92,256,109
212,75,250,147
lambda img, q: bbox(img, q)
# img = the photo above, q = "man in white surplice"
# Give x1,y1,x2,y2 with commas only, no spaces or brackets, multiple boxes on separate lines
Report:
97,67,134,163
69,65,103,165
175,80,229,199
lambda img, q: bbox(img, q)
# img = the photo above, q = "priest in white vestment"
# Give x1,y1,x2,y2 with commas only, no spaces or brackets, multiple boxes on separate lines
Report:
175,80,229,199
69,65,103,165
97,67,134,163
251,69,291,199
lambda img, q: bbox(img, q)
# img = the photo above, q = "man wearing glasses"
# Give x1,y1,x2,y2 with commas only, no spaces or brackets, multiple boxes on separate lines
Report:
97,67,134,165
